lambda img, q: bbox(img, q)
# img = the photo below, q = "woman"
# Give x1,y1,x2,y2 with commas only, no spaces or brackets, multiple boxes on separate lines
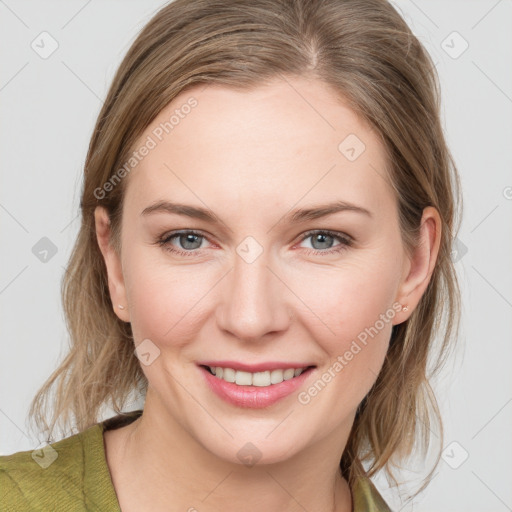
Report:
0,0,462,510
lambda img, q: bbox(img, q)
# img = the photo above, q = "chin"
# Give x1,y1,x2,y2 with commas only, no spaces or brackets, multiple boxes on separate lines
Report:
197,429,305,467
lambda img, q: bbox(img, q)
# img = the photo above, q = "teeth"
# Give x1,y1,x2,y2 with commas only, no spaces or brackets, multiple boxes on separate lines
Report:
235,371,252,386
208,366,308,386
222,367,235,382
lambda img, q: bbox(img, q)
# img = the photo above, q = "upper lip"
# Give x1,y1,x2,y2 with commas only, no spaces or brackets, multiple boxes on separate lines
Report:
197,360,316,372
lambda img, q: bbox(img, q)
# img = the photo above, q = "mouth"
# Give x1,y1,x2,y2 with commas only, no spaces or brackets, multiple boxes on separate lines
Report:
197,362,317,408
199,364,315,387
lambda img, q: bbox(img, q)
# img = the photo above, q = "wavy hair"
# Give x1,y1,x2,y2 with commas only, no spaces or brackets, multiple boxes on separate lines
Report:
29,0,462,495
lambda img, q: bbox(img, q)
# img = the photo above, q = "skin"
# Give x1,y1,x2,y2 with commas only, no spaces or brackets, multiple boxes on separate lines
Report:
95,75,441,512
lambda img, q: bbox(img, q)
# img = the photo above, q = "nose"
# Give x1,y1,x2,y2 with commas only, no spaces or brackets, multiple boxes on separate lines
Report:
216,248,292,342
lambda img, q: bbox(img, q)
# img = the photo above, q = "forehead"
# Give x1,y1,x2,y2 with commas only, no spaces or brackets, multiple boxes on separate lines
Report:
123,77,394,220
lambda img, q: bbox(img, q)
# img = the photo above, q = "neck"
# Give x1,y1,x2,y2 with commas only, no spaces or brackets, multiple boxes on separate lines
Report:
106,388,354,512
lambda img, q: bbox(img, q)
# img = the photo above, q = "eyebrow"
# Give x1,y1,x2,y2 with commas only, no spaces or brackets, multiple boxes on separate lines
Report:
140,199,372,223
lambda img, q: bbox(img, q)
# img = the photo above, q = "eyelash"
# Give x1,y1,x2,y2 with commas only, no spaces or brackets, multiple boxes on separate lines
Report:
156,229,353,257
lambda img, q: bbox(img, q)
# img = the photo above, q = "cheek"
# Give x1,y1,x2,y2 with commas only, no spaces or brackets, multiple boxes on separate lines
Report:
290,252,400,349
294,260,397,415
124,235,401,359
124,251,216,345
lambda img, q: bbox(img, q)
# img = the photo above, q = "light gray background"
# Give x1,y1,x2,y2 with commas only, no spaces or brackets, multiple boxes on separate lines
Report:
1,1,511,510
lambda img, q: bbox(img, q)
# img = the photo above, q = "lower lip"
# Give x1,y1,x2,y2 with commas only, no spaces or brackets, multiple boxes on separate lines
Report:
198,365,315,408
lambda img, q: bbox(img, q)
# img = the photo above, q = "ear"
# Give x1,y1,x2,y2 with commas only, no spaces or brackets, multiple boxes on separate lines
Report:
94,206,130,323
393,206,442,325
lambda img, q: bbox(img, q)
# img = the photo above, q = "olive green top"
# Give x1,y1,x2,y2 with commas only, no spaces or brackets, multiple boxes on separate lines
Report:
0,410,392,511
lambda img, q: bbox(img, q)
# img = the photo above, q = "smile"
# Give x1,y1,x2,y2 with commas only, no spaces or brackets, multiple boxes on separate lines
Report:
197,363,316,408
205,365,309,386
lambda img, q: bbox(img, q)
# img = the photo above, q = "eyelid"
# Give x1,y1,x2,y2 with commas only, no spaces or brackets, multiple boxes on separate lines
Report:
156,228,354,259
292,230,353,257
296,229,353,245
157,229,215,248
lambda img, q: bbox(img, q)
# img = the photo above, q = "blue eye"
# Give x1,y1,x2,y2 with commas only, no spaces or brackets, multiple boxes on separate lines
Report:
156,229,352,257
298,230,352,256
158,230,208,256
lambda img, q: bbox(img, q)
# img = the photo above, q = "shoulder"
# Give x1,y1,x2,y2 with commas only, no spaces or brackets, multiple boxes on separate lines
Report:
0,423,117,512
352,476,393,512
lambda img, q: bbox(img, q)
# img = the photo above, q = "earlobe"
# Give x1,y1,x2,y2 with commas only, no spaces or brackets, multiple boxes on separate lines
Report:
94,206,130,322
393,206,442,324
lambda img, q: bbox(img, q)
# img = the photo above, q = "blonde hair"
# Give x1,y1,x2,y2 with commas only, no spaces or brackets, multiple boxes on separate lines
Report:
29,0,462,494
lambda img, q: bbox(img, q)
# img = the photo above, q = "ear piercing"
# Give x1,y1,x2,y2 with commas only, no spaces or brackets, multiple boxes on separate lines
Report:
118,304,125,310
402,305,408,312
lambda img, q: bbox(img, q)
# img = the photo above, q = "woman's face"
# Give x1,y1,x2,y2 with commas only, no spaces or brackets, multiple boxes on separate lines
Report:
97,76,419,465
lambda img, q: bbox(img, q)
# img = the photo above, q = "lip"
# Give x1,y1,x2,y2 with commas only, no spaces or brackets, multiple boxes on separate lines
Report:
198,364,316,409
196,360,315,372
